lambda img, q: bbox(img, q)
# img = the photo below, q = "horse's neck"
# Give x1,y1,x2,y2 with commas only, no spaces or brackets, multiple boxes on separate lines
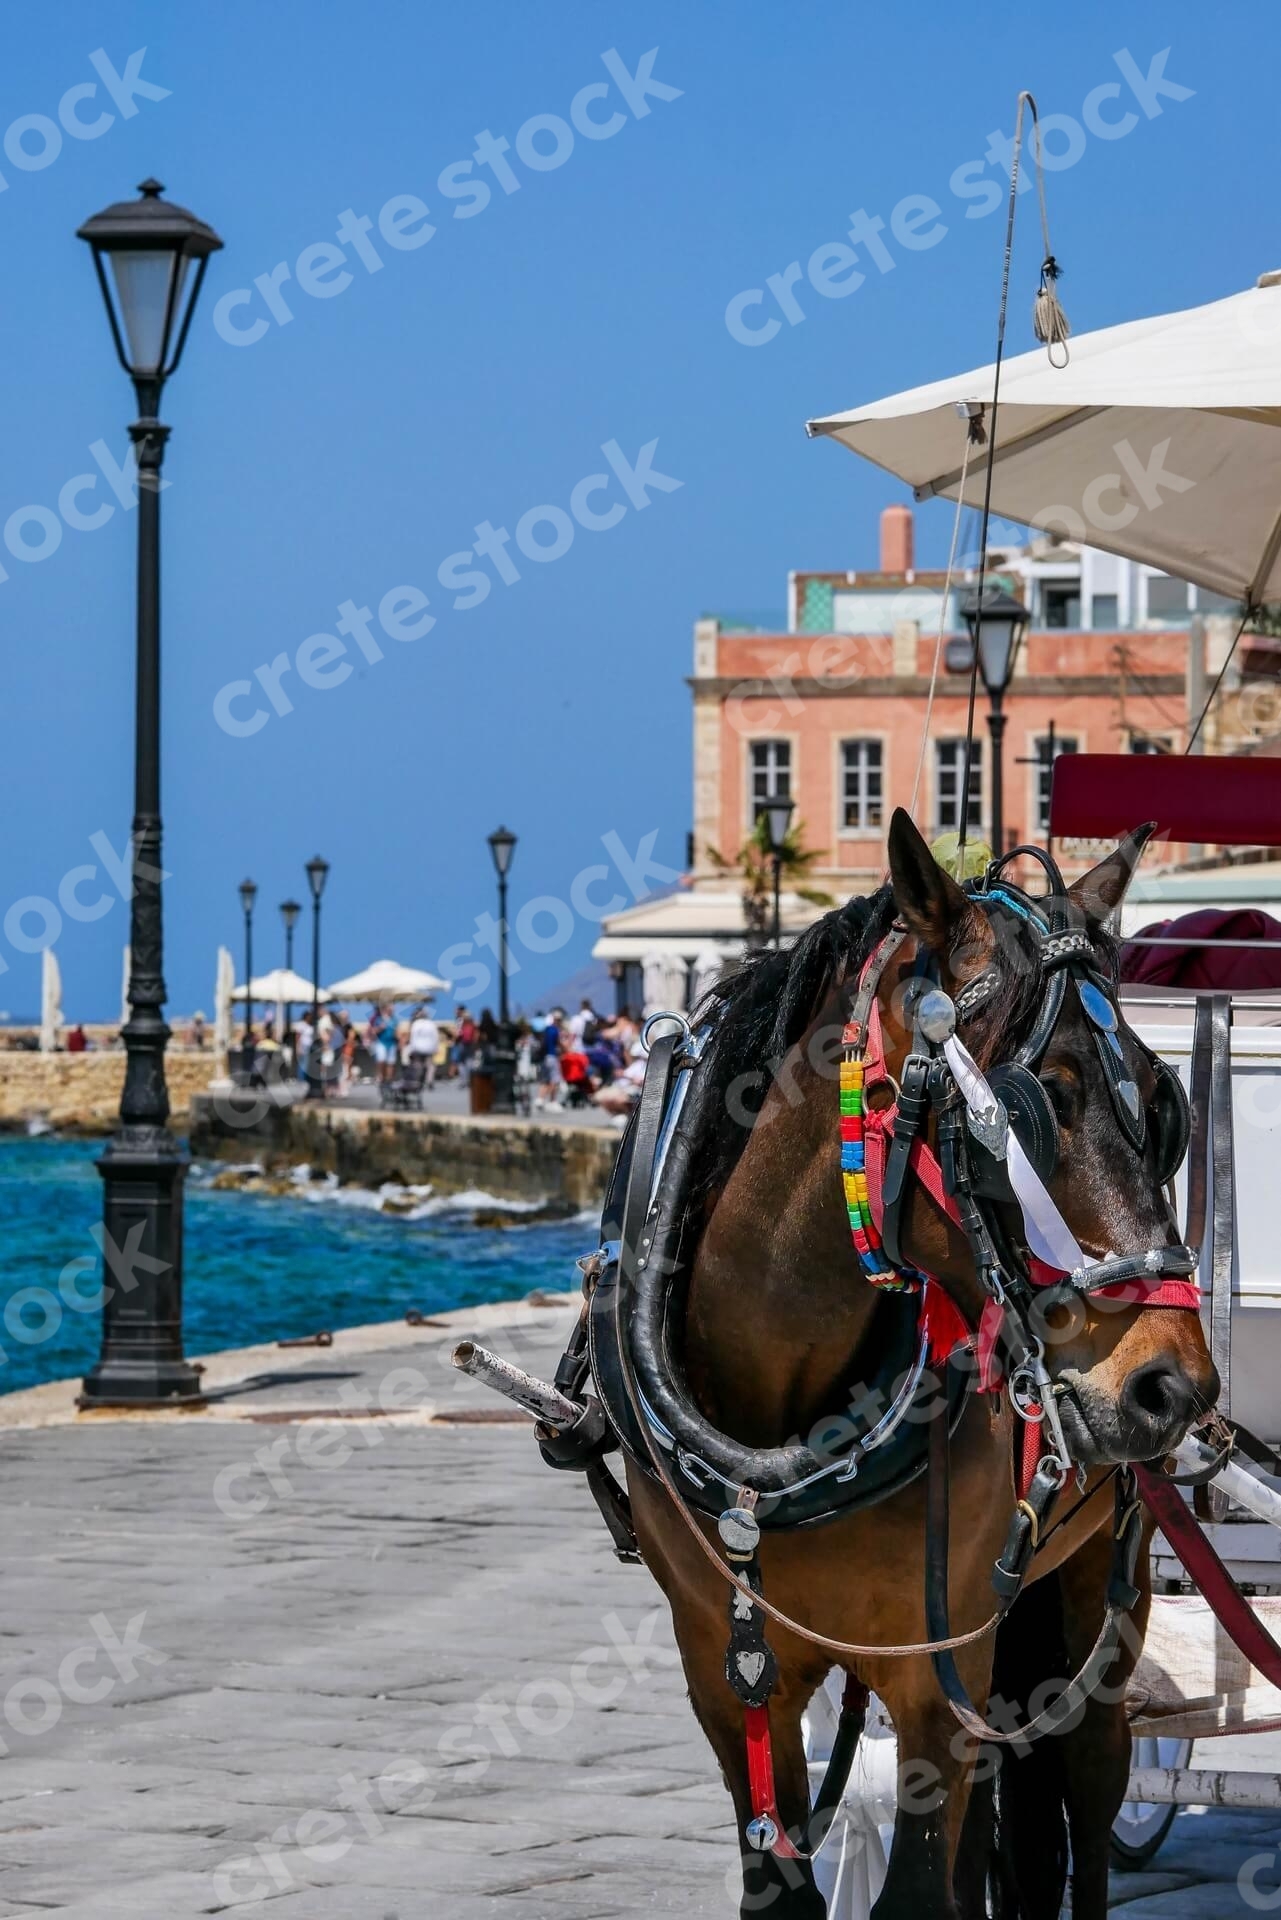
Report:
682,1041,879,1447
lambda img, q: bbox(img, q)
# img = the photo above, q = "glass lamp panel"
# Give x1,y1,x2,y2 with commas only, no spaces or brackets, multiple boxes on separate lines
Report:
109,249,189,374
977,617,1017,695
763,799,794,853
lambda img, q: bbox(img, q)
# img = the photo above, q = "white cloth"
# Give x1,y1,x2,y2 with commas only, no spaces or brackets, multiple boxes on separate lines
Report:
942,1033,1088,1275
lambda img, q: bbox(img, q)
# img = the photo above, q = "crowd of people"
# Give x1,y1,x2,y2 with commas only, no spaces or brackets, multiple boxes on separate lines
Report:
231,993,647,1118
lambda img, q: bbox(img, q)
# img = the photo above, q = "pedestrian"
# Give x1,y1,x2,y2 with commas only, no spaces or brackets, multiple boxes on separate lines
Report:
409,1002,439,1088
372,1002,399,1087
537,1011,563,1108
568,996,597,1046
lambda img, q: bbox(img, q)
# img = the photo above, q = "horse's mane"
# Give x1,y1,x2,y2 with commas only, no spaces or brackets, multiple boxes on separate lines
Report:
689,885,897,1197
688,874,1108,1200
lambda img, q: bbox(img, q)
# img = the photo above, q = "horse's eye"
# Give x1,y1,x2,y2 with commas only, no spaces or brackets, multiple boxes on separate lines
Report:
1040,1073,1077,1127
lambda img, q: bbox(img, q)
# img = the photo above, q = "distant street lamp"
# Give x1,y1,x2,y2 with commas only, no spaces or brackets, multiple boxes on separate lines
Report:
237,878,258,1083
962,584,1029,857
762,796,794,950
305,856,330,1096
279,899,301,1048
487,827,517,1114
77,179,222,1409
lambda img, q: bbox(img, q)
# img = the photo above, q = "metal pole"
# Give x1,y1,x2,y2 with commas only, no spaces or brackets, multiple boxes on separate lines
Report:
988,694,1007,855
497,869,510,1029
81,389,201,1406
491,866,515,1112
283,918,294,1048
308,894,322,1096
772,852,782,949
242,902,253,1075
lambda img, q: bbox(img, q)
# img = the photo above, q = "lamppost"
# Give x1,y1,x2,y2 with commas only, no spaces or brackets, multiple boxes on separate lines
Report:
305,856,329,1096
487,827,517,1114
962,584,1029,857
76,180,222,1408
762,796,795,950
237,878,257,1083
279,898,300,1050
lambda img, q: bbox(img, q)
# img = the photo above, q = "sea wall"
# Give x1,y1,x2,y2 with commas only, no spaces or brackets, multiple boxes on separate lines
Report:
0,1052,219,1132
189,1093,616,1211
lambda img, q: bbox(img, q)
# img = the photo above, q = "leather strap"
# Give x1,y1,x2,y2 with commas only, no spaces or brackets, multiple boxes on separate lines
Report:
925,1372,1143,1744
744,1679,868,1860
1208,994,1235,1420
618,1032,679,1302
1137,1464,1281,1688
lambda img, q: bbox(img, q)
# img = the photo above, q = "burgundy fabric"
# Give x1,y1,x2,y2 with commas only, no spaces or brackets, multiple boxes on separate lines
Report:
1137,1466,1281,1690
1051,753,1281,846
1121,908,1281,990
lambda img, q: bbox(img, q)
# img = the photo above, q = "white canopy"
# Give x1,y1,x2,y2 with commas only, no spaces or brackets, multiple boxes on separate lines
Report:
808,272,1281,605
231,969,328,1003
325,959,450,1002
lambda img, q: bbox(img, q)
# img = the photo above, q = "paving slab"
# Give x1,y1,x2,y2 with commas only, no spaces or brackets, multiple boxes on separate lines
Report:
0,1298,1276,1914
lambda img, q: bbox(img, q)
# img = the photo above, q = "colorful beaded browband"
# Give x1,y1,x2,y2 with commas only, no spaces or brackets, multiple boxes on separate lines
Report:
839,1024,917,1293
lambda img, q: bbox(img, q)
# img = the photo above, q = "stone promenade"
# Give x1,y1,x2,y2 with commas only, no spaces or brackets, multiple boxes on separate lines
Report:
0,1299,1277,1916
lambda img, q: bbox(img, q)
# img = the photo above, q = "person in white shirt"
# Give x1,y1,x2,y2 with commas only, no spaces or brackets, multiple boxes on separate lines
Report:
567,998,596,1044
409,1006,440,1087
294,1013,314,1079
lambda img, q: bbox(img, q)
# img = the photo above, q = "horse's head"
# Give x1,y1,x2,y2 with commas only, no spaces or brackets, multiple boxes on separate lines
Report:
884,809,1217,1465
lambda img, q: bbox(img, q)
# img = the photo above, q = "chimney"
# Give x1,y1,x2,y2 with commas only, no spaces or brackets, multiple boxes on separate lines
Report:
880,503,914,575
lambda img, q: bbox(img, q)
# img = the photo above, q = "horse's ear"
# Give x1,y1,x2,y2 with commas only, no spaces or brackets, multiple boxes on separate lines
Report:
1066,822,1156,927
887,808,971,952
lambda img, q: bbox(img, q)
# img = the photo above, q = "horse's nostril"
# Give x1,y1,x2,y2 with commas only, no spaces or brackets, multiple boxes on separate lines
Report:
1120,1359,1196,1433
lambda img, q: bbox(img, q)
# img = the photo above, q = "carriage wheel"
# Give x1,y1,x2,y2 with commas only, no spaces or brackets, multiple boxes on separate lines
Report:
1109,1736,1192,1867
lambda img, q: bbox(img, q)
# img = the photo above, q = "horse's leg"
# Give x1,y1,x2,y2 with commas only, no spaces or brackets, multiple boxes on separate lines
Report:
1054,1524,1153,1920
870,1658,987,1920
669,1606,831,1919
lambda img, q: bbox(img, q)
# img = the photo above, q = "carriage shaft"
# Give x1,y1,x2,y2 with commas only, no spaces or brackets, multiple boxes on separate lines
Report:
1127,1766,1281,1810
451,1340,581,1429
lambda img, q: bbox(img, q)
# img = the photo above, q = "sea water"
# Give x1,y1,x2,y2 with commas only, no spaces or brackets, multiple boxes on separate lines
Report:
0,1137,588,1394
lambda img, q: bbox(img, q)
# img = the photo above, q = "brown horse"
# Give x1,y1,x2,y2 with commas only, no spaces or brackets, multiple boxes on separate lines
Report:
625,812,1216,1918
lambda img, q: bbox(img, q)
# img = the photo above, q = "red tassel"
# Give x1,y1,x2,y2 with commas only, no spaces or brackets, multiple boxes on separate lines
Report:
921,1280,971,1366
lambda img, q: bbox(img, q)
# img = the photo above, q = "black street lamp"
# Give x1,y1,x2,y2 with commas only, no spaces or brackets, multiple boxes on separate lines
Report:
487,827,517,1114
237,878,257,1082
305,856,329,1097
962,584,1029,857
279,899,301,1049
77,180,222,1409
762,796,795,950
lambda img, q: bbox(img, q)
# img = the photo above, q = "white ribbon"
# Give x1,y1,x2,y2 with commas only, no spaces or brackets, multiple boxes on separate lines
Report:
942,1034,1091,1277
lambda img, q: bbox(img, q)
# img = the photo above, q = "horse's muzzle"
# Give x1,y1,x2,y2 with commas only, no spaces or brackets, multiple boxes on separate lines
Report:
1055,1357,1219,1465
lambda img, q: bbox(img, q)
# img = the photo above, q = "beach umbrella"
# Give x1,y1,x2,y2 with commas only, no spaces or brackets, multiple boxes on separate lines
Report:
230,968,327,1004
213,946,235,1063
40,948,62,1053
808,270,1281,605
325,959,450,1001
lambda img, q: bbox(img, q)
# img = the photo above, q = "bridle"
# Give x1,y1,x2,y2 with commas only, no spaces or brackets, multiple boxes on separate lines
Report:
845,843,1200,1488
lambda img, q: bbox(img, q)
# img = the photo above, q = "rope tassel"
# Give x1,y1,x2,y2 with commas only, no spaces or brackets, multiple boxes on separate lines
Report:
1033,254,1071,367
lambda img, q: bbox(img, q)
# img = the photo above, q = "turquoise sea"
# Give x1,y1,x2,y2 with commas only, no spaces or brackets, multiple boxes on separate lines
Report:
0,1137,588,1395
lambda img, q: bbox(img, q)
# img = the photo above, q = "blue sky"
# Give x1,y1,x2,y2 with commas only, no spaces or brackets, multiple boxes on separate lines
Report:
2,2,1276,1018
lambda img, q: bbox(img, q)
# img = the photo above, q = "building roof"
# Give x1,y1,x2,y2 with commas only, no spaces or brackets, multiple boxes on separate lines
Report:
593,888,825,960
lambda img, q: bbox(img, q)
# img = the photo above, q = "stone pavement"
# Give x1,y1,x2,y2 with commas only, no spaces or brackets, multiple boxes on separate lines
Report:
0,1300,1278,1916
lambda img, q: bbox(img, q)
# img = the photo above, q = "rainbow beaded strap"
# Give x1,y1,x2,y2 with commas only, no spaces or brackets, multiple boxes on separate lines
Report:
840,1022,917,1293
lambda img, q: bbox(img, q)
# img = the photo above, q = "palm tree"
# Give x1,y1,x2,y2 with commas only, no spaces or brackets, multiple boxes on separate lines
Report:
705,815,835,942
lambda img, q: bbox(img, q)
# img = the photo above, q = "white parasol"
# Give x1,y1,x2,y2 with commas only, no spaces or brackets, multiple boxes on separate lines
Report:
213,946,235,1064
325,959,450,1002
808,271,1281,606
39,947,62,1053
231,969,328,1004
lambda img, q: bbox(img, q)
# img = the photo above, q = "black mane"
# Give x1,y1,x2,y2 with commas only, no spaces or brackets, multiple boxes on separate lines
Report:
690,885,897,1196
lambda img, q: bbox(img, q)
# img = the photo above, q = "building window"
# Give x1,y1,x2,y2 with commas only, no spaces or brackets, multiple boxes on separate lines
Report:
841,740,883,831
1129,734,1173,755
1033,733,1078,832
1090,593,1119,629
1043,584,1081,629
1145,574,1191,620
935,739,983,834
749,739,791,824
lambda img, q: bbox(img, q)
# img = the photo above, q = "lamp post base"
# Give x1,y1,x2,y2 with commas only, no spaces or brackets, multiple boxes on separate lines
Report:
78,1129,204,1408
490,1034,518,1114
